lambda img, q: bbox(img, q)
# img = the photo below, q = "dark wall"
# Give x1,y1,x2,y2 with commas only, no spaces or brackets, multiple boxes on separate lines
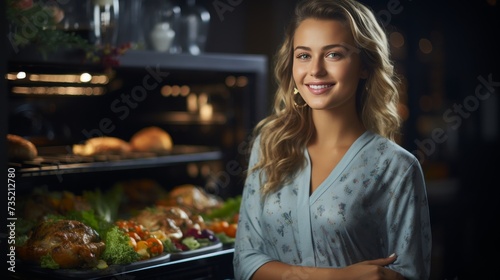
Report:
1,0,8,275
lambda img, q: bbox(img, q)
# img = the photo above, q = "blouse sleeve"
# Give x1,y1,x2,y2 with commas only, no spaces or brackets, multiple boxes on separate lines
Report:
384,157,432,280
233,137,276,280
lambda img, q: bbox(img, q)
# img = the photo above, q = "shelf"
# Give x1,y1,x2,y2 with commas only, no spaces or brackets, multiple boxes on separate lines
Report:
8,50,267,74
11,145,223,177
119,51,267,73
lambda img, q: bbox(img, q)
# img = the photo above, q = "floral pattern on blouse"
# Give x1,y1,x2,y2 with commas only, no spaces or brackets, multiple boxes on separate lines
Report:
233,131,432,280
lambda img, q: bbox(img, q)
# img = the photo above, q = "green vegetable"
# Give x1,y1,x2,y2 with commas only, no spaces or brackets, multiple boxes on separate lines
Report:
182,237,201,250
101,226,140,265
203,196,242,220
162,238,180,253
83,186,123,223
16,235,29,247
196,238,212,247
96,260,108,269
16,218,36,236
40,254,59,269
215,233,235,245
61,209,112,238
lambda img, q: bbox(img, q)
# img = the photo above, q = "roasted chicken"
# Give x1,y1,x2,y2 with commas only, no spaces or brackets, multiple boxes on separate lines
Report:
158,184,223,214
17,219,105,269
133,206,205,240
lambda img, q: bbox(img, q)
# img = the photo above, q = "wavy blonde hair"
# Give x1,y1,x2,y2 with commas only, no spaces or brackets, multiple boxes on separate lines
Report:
250,0,401,196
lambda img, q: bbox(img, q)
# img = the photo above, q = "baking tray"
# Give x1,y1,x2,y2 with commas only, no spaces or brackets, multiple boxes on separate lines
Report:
14,145,223,177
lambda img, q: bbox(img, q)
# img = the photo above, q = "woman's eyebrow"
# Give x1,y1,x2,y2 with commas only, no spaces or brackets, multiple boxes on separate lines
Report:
294,44,349,51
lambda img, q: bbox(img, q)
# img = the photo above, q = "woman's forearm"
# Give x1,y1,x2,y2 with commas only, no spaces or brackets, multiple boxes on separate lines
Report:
251,255,404,280
252,261,337,280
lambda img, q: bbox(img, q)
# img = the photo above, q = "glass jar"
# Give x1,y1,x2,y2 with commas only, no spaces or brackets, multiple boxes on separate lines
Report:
117,0,145,49
180,0,210,55
143,0,182,53
57,1,92,42
91,0,119,46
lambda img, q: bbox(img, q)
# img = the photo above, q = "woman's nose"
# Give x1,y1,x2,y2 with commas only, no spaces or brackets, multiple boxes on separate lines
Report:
309,58,326,77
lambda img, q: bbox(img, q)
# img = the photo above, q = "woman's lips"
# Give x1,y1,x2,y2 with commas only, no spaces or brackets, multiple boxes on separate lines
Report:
306,83,334,95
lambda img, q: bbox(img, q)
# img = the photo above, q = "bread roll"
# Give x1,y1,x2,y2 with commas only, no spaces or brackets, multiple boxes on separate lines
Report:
7,134,38,161
73,136,131,156
130,126,173,152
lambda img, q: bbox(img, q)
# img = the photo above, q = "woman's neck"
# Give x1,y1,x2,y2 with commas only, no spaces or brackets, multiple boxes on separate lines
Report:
308,109,365,148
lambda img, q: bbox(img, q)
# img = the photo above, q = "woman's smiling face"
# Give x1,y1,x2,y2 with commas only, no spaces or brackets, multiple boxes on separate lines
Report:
292,18,367,111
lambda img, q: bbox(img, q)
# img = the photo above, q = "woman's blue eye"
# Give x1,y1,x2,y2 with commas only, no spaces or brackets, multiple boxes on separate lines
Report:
296,53,310,59
327,52,343,59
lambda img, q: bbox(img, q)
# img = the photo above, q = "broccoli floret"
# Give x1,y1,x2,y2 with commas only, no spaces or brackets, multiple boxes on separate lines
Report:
162,238,177,253
101,226,139,265
40,253,59,269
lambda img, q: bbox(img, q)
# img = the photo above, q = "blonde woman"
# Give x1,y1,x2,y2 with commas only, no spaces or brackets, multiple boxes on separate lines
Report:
233,0,431,279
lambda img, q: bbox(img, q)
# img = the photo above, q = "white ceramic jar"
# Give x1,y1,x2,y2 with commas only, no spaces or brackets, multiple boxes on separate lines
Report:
150,22,176,52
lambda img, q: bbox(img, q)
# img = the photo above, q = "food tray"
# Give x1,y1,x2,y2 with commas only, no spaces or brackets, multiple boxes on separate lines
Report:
170,242,223,260
18,253,171,279
222,241,235,249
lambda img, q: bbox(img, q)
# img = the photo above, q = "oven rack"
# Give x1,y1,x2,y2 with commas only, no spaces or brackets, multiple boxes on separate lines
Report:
9,145,223,177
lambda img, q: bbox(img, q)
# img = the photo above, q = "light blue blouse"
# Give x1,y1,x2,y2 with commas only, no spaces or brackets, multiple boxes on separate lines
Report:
233,131,432,280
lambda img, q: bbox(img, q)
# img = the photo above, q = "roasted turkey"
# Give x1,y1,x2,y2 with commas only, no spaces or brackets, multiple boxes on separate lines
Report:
17,219,105,269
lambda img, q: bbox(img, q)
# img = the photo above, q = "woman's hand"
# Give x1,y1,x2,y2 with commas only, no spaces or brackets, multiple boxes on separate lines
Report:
338,254,405,280
252,254,405,280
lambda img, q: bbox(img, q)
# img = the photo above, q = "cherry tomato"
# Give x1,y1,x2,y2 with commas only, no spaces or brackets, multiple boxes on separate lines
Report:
224,223,238,238
146,237,164,256
134,224,144,234
116,220,130,231
210,220,229,233
138,229,150,240
128,231,141,241
209,222,220,233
